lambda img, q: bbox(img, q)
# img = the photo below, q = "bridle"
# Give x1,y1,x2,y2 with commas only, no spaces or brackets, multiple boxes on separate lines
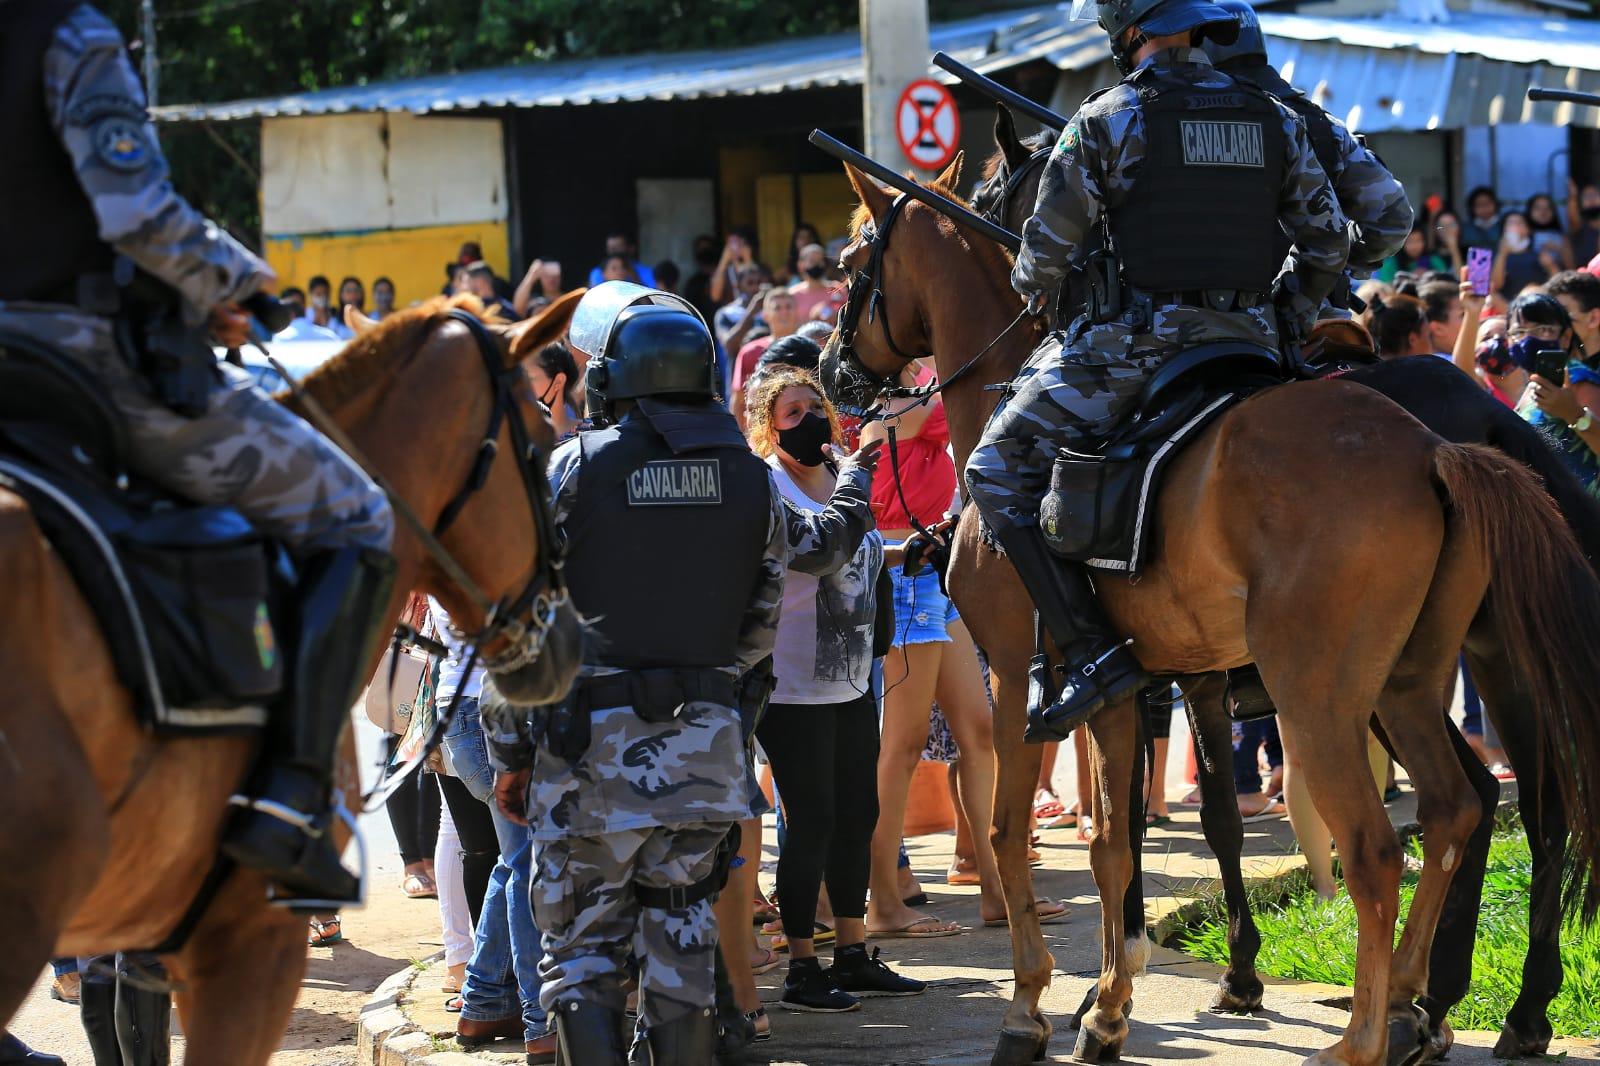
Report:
428,308,569,674
973,143,1052,230
827,192,1034,421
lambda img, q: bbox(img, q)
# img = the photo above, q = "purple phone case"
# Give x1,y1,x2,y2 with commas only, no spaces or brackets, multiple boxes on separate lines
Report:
1467,247,1492,296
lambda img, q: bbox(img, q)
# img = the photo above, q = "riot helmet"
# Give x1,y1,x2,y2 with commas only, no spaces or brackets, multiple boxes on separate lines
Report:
1203,0,1268,67
568,281,719,428
1070,0,1240,74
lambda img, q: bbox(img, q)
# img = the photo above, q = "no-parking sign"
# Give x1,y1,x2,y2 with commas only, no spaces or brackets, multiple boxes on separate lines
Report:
896,79,961,170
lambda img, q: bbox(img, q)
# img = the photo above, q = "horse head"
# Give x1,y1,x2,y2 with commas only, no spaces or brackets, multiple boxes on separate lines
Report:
970,103,1052,236
296,290,588,706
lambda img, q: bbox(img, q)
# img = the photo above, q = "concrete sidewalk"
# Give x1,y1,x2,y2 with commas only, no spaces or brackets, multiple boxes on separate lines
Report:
388,780,1599,1066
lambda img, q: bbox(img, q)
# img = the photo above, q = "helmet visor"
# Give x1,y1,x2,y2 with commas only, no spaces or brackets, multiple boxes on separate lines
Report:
1069,0,1099,20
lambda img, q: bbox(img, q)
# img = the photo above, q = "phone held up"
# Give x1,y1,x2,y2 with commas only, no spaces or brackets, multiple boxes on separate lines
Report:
1533,347,1569,386
1466,247,1493,298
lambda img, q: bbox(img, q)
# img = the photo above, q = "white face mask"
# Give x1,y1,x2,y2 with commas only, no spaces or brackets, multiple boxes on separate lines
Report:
311,293,330,310
1504,232,1531,253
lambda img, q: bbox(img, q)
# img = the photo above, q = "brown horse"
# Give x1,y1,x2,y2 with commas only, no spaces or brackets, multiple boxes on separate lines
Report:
824,160,1600,1066
975,112,1600,1059
0,292,585,1065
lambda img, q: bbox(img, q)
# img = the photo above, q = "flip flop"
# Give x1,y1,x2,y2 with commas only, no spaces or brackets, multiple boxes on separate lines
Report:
307,916,342,947
1241,798,1287,823
866,915,962,940
750,947,783,976
983,899,1069,928
400,873,437,899
770,922,835,953
1033,790,1067,822
947,861,982,886
1489,763,1516,781
444,995,463,1013
1145,813,1172,828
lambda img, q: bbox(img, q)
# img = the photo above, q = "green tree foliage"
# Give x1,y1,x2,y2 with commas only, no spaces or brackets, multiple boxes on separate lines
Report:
98,0,1030,243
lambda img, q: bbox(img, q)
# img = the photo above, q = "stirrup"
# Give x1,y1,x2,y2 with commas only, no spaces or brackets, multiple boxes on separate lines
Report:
225,792,368,912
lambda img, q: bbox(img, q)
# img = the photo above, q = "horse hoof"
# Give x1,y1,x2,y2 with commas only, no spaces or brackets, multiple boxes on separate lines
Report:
991,1027,1047,1066
1385,1006,1430,1066
1067,983,1096,1031
1033,1012,1053,1058
1416,1019,1453,1063
1491,1021,1551,1060
1072,1026,1122,1063
1212,976,1264,1015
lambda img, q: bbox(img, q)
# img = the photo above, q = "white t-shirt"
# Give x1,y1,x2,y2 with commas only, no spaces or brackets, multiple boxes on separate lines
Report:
426,597,486,706
768,458,883,705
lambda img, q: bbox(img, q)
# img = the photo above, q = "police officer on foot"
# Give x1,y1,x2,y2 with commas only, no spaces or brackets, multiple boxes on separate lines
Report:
0,0,396,902
962,0,1351,740
481,282,787,1065
1205,0,1412,288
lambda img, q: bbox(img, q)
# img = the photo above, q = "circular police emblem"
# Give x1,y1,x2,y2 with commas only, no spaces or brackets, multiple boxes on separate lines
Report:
1058,123,1081,153
92,117,149,172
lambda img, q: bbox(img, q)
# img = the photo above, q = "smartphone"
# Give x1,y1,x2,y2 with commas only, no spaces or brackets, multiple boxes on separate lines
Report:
1466,247,1493,297
1533,347,1568,385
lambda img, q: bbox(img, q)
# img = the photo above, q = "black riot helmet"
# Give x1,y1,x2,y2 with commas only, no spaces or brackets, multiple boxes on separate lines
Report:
569,281,719,428
1203,0,1268,67
1071,0,1240,73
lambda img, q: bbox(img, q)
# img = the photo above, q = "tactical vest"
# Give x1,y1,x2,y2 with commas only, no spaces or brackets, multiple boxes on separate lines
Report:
0,0,116,303
1110,67,1286,295
562,402,772,670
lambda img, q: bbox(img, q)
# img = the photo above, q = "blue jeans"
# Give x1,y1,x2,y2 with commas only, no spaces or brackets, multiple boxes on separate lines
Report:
445,700,546,1041
1231,717,1282,797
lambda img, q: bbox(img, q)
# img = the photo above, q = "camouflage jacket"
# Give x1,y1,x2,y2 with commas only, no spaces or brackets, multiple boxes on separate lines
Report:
21,5,268,327
481,434,788,840
1316,111,1413,272
1013,48,1350,336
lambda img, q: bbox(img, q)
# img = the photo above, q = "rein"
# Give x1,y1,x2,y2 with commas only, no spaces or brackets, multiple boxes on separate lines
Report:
267,307,570,808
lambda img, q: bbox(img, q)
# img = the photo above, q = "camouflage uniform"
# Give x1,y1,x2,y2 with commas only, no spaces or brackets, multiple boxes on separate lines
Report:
1311,112,1412,272
480,436,787,1030
965,47,1350,531
0,4,391,553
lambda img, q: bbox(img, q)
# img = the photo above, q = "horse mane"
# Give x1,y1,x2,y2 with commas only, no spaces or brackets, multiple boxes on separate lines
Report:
848,172,1017,281
292,294,504,411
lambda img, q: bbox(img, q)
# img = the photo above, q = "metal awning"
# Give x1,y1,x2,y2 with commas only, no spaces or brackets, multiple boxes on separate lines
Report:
153,2,1600,131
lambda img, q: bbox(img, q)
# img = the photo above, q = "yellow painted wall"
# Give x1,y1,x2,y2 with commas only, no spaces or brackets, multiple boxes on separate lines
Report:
263,221,510,311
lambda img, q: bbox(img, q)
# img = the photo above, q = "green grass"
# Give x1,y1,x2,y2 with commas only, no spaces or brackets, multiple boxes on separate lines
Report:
1179,831,1600,1039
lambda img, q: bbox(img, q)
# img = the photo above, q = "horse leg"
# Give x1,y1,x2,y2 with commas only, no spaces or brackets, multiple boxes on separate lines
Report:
1414,643,1500,1063
1187,673,1264,1013
1472,646,1565,1060
987,656,1056,1066
1073,695,1140,1063
169,878,306,1066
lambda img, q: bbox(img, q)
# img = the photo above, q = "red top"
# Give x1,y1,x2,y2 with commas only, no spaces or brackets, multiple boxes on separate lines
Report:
731,336,773,394
871,366,955,530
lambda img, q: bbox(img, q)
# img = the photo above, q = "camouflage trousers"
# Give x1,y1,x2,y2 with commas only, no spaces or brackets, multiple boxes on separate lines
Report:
965,329,1165,532
532,821,730,1028
0,306,392,552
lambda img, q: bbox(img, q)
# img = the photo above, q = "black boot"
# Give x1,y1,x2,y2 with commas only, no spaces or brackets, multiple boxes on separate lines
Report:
0,1034,64,1066
641,1007,717,1064
712,947,755,1061
1225,664,1277,720
114,960,171,1066
78,968,121,1066
553,1001,628,1066
996,526,1147,742
223,548,396,903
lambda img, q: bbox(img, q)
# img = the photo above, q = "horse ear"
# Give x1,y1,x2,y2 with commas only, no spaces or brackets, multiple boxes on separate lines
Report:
935,150,965,191
507,287,586,363
995,103,1030,172
345,304,378,334
844,162,893,224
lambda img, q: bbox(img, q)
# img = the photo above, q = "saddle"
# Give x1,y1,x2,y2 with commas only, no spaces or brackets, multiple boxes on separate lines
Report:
1039,341,1284,573
0,333,285,733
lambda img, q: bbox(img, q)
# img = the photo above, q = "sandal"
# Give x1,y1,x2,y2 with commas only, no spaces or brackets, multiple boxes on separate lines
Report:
866,915,961,939
400,872,437,899
983,898,1069,928
1033,789,1067,822
947,858,982,886
752,896,781,925
745,1007,772,1041
769,922,835,953
444,995,463,1013
1075,813,1095,842
749,947,782,976
307,916,342,947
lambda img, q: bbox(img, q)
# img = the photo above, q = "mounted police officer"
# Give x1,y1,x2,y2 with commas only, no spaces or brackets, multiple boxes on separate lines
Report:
0,0,395,902
480,282,786,1065
1205,0,1413,292
963,0,1351,739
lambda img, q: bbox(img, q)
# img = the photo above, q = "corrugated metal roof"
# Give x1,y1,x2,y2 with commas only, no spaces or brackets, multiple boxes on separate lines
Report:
153,3,1600,131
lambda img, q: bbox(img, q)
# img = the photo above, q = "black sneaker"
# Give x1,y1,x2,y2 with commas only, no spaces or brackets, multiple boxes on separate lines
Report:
828,944,926,998
780,958,860,1013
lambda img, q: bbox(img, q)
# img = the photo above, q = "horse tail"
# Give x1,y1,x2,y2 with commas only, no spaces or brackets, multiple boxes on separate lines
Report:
1431,441,1600,922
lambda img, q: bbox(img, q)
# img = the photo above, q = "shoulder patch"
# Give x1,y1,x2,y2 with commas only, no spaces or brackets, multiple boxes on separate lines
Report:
91,116,150,172
1058,123,1080,152
626,458,722,506
68,93,147,126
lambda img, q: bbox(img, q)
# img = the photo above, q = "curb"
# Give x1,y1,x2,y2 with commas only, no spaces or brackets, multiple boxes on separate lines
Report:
356,952,475,1066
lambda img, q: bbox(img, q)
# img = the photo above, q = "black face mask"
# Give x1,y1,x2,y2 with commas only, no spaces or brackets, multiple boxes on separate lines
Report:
1583,205,1600,222
803,264,828,280
538,381,561,409
777,412,831,467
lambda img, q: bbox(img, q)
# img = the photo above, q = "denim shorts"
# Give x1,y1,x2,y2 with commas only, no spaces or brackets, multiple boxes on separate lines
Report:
888,551,959,646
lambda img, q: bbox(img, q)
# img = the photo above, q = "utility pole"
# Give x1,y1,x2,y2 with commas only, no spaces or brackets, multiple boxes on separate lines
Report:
141,0,158,106
859,0,931,172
